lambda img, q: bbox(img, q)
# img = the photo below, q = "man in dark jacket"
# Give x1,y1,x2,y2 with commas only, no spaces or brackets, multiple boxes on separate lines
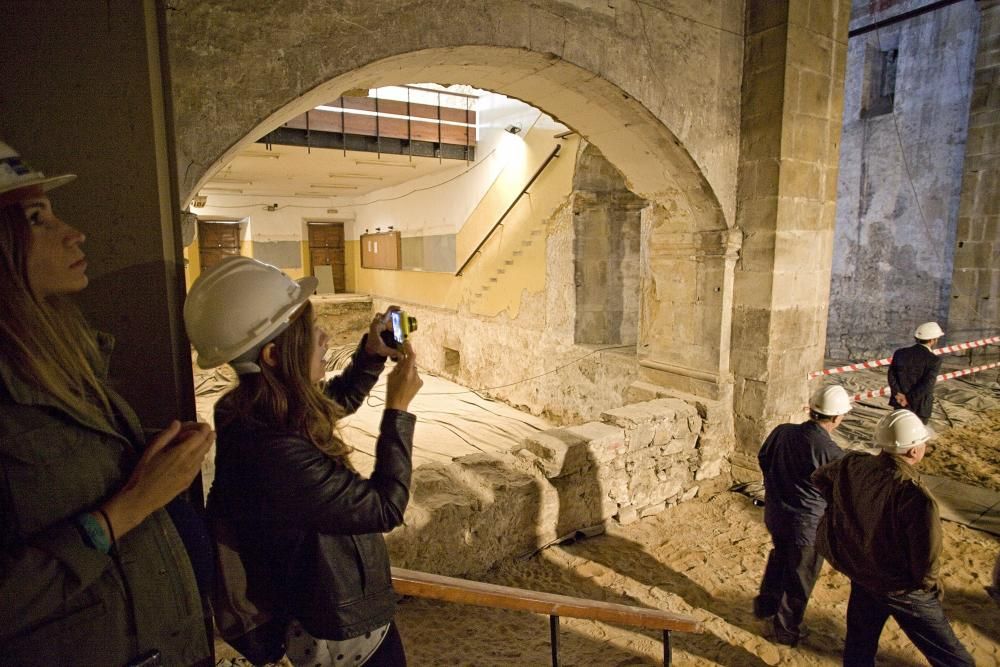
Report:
752,384,852,646
813,409,973,666
888,321,943,423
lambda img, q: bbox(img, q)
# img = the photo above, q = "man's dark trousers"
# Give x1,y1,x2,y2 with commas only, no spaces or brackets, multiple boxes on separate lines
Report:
844,584,974,666
755,538,823,643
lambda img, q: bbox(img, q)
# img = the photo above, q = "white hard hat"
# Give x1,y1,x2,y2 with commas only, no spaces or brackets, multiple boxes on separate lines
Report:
809,385,852,416
875,409,932,453
0,141,76,198
184,256,318,369
914,321,944,340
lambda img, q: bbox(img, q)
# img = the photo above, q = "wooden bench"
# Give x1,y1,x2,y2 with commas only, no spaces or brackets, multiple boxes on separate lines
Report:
392,567,703,666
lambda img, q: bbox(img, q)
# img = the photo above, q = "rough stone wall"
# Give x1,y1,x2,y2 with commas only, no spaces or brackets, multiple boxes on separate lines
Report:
949,1,1000,351
572,144,644,345
827,0,980,360
386,397,712,576
730,0,852,459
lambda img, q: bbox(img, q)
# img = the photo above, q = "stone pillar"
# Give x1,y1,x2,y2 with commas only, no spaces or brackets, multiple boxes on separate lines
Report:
731,0,851,457
0,1,194,428
949,0,1000,351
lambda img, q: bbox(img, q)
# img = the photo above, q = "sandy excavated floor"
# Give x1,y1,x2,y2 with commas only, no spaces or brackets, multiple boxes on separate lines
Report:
216,361,1000,666
392,368,1000,665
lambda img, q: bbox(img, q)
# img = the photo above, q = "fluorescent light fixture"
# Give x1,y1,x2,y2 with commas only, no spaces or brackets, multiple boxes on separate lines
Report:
208,178,253,185
201,187,244,194
294,192,333,197
309,183,359,190
328,172,384,180
354,159,417,168
239,152,281,159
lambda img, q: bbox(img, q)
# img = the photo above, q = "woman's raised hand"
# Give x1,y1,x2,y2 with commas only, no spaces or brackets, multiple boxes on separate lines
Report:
385,341,423,412
101,421,215,540
364,306,402,359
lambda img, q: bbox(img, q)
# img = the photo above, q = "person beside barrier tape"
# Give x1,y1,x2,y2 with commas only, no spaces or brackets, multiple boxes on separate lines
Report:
752,385,851,646
0,141,215,666
184,257,423,666
813,409,974,667
888,322,944,424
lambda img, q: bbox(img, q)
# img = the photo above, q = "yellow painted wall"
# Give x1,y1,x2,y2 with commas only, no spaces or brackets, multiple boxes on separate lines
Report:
350,128,579,316
183,242,201,291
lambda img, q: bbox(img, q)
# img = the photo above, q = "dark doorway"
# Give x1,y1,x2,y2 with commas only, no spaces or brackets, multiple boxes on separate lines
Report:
197,220,242,271
308,222,346,293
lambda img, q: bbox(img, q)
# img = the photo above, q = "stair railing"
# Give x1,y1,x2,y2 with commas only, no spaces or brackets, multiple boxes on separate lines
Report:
391,566,703,666
455,143,561,276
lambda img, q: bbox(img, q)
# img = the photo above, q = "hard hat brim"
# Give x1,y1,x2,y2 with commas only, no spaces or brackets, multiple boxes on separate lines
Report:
0,173,76,197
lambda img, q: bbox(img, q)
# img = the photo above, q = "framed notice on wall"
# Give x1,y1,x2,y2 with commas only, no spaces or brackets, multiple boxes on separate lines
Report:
360,231,401,270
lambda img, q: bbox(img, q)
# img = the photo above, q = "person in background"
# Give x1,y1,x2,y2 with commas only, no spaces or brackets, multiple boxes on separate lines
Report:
0,141,215,665
888,321,944,424
813,409,974,667
752,384,852,646
184,256,423,667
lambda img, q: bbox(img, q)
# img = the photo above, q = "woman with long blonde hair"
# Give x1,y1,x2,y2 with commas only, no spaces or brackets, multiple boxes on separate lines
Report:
0,141,215,665
185,256,422,666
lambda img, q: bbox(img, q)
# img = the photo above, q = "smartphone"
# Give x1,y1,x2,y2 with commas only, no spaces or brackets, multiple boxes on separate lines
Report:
389,311,418,346
391,311,405,346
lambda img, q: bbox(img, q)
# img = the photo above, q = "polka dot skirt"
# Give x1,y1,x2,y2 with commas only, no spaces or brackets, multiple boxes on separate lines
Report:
284,619,389,666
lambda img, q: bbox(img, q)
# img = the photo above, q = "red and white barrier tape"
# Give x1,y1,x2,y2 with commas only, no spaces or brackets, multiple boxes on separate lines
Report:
809,335,1000,380
851,360,1000,402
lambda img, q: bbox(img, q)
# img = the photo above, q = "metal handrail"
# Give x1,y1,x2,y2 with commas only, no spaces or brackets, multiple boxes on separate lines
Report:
391,566,702,666
454,143,561,276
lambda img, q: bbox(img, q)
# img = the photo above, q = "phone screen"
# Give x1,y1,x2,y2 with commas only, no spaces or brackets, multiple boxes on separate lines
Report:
391,311,404,345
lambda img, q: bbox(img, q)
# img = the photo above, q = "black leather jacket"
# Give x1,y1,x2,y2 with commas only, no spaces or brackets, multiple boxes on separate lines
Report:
207,337,415,640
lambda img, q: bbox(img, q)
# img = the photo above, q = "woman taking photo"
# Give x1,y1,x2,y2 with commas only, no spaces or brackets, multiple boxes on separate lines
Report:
0,142,215,665
184,256,422,666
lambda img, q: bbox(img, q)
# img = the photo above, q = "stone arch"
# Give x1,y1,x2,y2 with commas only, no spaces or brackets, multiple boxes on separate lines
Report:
168,3,745,400
178,47,726,236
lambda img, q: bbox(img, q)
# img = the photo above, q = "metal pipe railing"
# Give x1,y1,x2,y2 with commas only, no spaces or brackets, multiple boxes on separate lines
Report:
455,143,561,277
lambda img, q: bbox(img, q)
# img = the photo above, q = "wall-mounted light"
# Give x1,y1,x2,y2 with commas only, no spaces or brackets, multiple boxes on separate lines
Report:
504,123,522,135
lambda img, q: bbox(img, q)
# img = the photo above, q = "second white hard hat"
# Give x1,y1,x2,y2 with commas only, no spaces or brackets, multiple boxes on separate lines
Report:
184,256,318,370
914,321,944,340
875,409,931,453
809,385,853,416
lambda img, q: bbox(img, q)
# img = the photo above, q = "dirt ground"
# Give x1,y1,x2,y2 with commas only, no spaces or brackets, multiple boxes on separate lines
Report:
216,363,1000,666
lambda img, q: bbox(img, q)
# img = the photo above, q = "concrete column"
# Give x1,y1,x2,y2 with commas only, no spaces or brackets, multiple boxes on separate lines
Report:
731,0,852,456
0,1,193,428
949,0,1000,349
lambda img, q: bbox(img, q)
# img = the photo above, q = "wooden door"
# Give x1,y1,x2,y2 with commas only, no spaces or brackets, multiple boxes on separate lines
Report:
308,222,346,293
198,221,241,271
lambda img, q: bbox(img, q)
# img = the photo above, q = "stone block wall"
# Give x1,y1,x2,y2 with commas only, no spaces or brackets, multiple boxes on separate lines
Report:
386,397,718,577
948,1,1000,352
827,0,980,360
